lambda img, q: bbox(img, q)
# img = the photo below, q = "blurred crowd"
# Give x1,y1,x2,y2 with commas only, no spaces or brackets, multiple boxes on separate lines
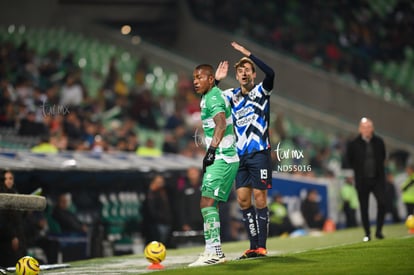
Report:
0,31,350,179
0,38,206,158
0,16,411,180
189,0,414,82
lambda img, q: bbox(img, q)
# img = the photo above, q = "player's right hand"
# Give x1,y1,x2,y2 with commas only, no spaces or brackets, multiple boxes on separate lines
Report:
215,61,228,81
202,146,216,173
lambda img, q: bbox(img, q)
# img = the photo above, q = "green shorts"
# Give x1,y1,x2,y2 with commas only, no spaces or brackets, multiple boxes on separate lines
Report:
202,159,239,202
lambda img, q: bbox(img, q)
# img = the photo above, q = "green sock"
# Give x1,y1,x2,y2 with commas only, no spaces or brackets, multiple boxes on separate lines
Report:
201,206,223,257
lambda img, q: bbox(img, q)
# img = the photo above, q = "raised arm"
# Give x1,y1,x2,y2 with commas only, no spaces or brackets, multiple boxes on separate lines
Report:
231,41,275,91
231,41,251,56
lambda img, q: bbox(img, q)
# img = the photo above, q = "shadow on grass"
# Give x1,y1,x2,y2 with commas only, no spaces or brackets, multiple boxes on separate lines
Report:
218,256,315,271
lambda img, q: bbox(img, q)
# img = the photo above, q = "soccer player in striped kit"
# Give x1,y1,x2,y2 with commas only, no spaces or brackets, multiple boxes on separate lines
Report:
189,64,239,266
216,42,275,259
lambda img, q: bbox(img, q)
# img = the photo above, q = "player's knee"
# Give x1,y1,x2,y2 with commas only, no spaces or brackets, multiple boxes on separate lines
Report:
200,196,215,208
255,198,267,209
237,196,251,209
253,192,268,208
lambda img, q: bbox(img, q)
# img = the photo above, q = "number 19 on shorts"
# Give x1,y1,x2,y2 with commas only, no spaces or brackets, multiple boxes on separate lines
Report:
260,169,268,180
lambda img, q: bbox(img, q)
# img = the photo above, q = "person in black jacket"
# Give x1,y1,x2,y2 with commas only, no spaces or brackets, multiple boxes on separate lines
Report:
176,167,203,232
346,117,386,242
300,189,326,230
142,174,172,247
52,192,88,234
0,170,26,267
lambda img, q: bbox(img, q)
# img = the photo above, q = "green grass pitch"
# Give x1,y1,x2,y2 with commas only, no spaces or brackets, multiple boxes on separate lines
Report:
42,224,414,275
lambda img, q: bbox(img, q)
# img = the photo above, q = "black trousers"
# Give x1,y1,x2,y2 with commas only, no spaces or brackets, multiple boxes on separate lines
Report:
343,203,357,228
356,178,386,236
405,203,414,217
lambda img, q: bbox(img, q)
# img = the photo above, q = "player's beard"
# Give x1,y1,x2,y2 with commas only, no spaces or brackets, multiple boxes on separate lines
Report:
241,78,254,94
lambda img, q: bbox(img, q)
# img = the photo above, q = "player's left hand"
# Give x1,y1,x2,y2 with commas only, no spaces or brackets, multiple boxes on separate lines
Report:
231,41,251,56
202,146,216,173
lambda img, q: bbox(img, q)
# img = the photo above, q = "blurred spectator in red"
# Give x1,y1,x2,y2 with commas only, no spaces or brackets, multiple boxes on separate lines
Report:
129,89,159,130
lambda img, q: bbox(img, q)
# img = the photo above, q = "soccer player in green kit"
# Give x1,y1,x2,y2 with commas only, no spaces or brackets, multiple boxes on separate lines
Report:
188,64,239,267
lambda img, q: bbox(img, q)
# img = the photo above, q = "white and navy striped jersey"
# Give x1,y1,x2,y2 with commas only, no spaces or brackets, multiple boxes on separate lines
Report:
223,83,271,156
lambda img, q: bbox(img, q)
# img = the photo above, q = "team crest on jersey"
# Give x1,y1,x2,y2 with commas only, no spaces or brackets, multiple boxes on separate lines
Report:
248,90,257,100
232,90,243,105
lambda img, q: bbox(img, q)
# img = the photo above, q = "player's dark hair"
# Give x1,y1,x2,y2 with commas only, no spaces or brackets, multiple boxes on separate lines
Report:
195,64,214,76
235,57,256,73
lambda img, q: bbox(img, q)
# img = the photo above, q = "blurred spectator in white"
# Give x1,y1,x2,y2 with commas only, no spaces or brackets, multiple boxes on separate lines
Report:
59,72,84,107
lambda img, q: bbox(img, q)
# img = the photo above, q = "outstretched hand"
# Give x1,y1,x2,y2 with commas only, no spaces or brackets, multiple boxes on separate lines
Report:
215,61,228,81
231,41,251,56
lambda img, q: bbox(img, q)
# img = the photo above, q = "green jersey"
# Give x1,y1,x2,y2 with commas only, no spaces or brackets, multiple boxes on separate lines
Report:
200,86,239,163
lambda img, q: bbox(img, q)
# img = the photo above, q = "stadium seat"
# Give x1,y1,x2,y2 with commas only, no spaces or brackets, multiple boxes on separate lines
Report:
383,61,399,82
370,80,384,98
404,46,414,62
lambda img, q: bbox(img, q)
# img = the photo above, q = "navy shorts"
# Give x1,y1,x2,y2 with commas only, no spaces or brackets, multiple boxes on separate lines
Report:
236,149,272,190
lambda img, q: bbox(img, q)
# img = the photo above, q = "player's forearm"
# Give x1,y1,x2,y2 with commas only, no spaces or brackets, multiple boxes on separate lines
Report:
250,54,275,90
211,113,226,148
250,54,274,79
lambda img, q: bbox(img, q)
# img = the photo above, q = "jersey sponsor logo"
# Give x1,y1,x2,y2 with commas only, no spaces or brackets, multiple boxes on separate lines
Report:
246,212,257,237
235,106,254,118
225,84,270,155
235,113,259,127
